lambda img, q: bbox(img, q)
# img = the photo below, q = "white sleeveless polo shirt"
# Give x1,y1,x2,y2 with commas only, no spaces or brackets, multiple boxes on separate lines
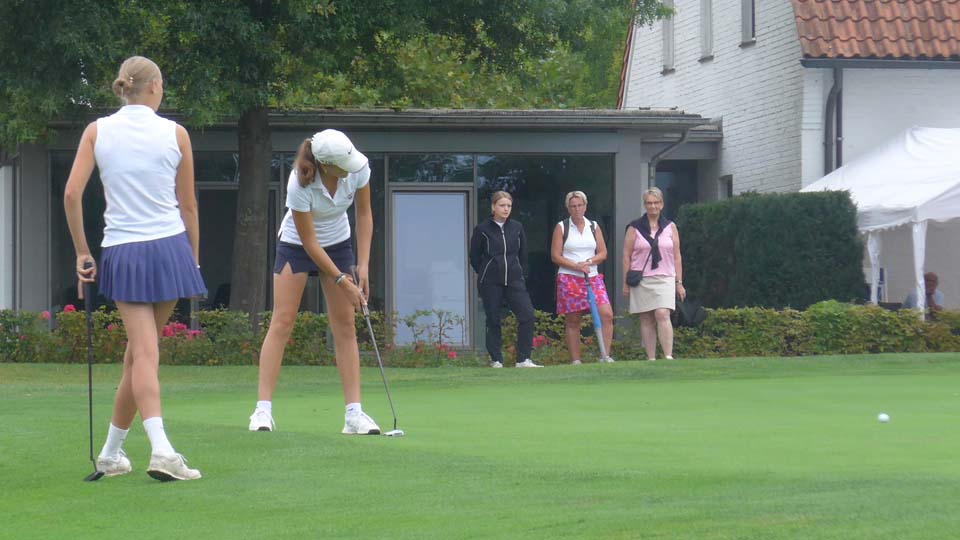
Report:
94,105,185,247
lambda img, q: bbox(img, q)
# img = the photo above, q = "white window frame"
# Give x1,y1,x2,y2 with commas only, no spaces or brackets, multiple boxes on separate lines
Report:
700,0,714,61
662,0,675,73
741,0,756,46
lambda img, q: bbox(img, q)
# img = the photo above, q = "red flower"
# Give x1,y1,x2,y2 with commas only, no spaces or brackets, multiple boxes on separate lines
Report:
63,304,77,313
161,325,175,338
40,310,50,321
447,350,457,359
19,335,27,341
532,335,548,348
107,324,116,332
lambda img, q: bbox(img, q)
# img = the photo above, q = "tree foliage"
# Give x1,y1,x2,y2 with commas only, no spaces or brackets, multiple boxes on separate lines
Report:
0,0,670,313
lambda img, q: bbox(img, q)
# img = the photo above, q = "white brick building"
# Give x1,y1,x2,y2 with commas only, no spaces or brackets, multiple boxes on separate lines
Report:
621,0,960,195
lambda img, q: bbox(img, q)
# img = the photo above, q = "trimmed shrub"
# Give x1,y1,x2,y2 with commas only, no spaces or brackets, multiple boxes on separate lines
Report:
676,191,865,309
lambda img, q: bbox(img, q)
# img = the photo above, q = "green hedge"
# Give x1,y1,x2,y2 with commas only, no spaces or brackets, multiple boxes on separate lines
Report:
676,191,865,309
2,303,958,366
674,301,960,358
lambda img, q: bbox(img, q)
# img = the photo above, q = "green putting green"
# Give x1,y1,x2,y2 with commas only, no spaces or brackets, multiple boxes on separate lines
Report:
2,354,959,539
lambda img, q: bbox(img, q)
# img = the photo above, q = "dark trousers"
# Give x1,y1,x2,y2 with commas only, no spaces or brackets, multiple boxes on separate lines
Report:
479,280,535,364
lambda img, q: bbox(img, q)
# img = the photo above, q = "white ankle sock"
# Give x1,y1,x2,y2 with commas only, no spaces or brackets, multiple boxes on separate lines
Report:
256,400,272,412
143,417,176,456
98,423,129,459
345,403,362,415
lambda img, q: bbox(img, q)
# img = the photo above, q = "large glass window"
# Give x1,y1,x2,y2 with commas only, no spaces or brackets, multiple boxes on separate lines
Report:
389,154,474,183
476,155,615,313
392,191,469,345
654,160,699,221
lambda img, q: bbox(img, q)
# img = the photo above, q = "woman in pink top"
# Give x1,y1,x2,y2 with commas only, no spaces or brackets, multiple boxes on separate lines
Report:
621,188,686,360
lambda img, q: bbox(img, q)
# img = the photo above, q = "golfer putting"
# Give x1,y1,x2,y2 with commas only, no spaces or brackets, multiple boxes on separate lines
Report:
247,129,383,436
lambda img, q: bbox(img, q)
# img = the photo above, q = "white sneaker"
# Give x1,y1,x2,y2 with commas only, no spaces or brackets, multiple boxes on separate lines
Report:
489,361,503,368
599,356,615,363
516,359,543,368
96,449,132,477
147,453,201,482
248,408,275,432
571,359,582,365
342,411,381,435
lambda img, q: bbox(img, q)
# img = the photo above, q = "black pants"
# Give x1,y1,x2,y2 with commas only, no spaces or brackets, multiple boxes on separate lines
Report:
479,280,535,364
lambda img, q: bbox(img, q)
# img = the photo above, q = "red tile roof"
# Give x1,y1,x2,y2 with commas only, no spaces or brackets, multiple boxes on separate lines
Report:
792,0,960,60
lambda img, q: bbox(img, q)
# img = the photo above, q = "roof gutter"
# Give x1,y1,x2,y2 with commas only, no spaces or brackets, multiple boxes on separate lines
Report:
801,58,960,70
824,67,843,174
648,128,692,186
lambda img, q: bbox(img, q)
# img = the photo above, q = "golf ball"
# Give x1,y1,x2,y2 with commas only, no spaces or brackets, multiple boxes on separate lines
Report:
878,413,890,423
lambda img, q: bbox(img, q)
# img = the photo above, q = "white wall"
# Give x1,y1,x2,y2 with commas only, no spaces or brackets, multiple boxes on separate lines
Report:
0,164,12,309
799,68,831,187
872,222,959,310
842,69,960,164
622,0,805,193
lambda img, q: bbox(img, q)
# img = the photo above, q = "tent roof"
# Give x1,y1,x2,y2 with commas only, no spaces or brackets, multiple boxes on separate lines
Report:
802,127,960,231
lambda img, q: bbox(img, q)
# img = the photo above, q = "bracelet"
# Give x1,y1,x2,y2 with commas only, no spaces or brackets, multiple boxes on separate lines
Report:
676,280,683,285
335,273,348,284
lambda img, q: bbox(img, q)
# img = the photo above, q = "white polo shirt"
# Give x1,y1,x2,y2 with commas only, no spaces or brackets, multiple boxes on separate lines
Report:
95,105,185,247
278,164,370,247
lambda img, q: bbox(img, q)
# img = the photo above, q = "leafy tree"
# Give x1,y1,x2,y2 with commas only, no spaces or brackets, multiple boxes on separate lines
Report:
0,0,669,315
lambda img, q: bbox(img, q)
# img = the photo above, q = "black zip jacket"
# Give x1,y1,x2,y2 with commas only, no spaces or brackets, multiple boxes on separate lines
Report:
469,218,527,285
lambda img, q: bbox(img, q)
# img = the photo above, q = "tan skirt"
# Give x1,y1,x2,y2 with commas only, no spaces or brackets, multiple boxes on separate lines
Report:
628,275,676,314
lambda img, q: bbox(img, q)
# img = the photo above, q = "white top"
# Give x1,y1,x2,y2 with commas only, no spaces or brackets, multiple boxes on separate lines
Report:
558,218,599,277
278,164,370,247
903,289,944,309
94,105,185,247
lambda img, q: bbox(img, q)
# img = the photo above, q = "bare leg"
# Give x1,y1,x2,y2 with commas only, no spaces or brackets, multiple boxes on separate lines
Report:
257,265,308,401
598,304,614,357
564,313,582,362
655,308,674,358
320,275,361,405
110,301,175,428
639,312,657,360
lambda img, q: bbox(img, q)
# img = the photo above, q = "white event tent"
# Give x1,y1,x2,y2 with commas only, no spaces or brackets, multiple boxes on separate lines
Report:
802,127,960,312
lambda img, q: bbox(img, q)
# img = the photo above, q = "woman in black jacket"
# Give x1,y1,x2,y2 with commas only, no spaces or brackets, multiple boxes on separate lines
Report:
469,191,542,368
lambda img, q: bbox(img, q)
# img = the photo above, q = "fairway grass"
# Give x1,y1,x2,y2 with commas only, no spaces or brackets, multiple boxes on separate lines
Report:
3,354,960,539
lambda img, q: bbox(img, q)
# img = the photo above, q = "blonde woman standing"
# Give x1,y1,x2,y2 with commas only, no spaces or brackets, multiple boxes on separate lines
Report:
622,188,686,361
550,191,614,364
64,56,205,481
469,191,542,368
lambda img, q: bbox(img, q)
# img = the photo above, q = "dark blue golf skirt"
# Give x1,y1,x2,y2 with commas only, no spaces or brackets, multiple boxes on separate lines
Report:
99,232,207,303
274,238,355,276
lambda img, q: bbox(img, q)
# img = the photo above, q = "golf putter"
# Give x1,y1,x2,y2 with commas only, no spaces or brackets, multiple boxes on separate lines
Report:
82,261,104,482
583,272,608,360
351,267,404,437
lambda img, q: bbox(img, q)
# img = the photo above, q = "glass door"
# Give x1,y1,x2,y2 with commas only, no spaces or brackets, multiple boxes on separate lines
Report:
390,190,470,345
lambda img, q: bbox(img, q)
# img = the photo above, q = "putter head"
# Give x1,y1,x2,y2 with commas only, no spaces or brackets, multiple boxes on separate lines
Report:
384,429,405,437
83,470,105,482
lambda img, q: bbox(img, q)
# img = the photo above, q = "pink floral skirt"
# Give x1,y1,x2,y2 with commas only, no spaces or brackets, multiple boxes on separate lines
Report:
556,273,610,315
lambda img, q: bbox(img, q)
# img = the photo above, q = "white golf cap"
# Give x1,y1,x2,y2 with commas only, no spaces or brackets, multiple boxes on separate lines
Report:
311,129,368,173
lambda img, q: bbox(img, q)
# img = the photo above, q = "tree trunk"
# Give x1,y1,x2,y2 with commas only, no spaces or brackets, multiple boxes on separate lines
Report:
229,107,271,318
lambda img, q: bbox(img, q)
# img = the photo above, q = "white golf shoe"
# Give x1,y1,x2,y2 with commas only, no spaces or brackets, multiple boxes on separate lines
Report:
516,359,543,368
489,361,503,368
96,449,132,477
147,453,201,482
342,411,381,435
248,408,276,432
599,356,616,363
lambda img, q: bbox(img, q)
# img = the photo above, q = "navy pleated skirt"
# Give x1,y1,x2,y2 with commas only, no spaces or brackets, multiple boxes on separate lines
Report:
99,232,207,303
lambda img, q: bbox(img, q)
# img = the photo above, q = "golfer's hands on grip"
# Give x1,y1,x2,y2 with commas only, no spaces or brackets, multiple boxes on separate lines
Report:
76,254,96,299
353,264,370,299
337,275,366,312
